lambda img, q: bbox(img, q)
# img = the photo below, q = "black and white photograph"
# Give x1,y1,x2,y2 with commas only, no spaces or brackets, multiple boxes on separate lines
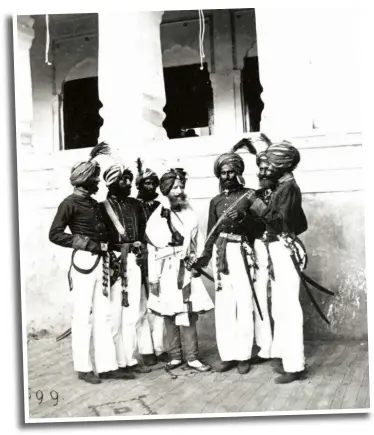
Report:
12,2,370,423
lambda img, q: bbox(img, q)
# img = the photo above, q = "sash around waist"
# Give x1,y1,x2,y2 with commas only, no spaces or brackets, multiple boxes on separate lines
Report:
218,232,246,243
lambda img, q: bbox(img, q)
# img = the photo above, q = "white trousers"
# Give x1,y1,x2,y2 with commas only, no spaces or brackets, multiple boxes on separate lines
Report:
213,243,254,362
253,239,273,359
71,251,119,374
110,253,142,367
137,285,165,356
268,241,305,373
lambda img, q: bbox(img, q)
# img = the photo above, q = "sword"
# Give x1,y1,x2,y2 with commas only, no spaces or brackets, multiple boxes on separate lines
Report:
56,328,71,342
203,190,252,252
240,244,263,321
198,268,215,282
188,264,214,282
302,273,335,296
289,253,332,325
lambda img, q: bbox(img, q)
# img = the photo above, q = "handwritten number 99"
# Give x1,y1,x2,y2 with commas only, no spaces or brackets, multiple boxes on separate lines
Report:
50,390,59,406
28,390,59,406
35,390,43,404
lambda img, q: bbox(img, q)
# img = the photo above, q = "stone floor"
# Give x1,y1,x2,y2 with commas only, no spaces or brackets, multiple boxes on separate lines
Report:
26,335,370,420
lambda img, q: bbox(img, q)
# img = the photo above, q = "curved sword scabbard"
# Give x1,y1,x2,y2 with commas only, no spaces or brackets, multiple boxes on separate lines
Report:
240,244,263,321
56,328,72,342
289,254,331,325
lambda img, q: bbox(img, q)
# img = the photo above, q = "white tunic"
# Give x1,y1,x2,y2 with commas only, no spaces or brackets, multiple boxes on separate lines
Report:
146,204,214,321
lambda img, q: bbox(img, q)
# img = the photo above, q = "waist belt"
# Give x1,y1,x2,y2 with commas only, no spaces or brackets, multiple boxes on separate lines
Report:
215,233,248,288
214,234,262,320
219,232,245,242
262,234,279,244
67,249,110,298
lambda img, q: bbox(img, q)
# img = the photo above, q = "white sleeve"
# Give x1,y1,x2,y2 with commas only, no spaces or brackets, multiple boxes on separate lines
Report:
195,224,205,257
147,243,160,284
145,204,172,248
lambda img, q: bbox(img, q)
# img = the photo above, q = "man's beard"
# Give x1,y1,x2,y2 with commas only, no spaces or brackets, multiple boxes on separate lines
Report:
80,180,99,195
221,177,240,191
259,176,277,190
109,185,131,199
168,192,188,211
138,188,158,202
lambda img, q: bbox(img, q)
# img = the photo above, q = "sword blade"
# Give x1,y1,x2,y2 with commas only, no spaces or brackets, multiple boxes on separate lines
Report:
198,268,215,282
289,255,331,325
240,245,263,321
302,273,335,296
56,328,71,342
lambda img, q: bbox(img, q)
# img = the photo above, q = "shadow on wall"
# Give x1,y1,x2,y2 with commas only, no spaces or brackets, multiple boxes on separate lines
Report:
300,192,367,341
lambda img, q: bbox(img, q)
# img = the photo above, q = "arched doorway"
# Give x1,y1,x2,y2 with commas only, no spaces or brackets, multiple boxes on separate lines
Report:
61,77,103,150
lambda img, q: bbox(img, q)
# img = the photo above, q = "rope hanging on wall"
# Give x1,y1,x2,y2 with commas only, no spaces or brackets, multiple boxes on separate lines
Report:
198,9,206,70
45,14,52,66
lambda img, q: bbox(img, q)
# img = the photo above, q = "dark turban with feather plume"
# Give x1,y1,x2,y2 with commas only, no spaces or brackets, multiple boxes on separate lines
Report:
213,137,258,179
70,142,111,187
135,158,159,188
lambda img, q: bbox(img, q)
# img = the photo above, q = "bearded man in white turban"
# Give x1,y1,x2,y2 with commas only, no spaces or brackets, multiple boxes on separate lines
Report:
146,168,214,372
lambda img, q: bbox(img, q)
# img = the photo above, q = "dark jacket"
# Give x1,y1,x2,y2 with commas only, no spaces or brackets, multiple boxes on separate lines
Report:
49,191,107,251
250,175,308,237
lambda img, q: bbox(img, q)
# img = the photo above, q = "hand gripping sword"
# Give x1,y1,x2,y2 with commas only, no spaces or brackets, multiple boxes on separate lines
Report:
194,191,263,319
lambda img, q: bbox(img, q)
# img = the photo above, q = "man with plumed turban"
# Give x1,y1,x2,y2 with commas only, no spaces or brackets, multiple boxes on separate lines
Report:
146,168,214,372
135,158,161,220
247,140,308,383
195,144,264,375
134,158,167,366
49,143,132,384
98,162,152,376
250,150,277,367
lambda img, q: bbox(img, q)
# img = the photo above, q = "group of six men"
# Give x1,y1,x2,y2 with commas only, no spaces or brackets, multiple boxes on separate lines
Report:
49,136,308,386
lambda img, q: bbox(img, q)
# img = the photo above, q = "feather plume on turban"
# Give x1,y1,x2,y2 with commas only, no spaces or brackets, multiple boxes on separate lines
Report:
135,158,160,188
103,163,133,187
70,142,111,187
266,141,300,172
159,168,187,196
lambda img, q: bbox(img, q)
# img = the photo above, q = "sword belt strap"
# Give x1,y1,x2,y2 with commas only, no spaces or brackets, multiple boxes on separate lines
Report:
68,249,101,292
218,232,245,242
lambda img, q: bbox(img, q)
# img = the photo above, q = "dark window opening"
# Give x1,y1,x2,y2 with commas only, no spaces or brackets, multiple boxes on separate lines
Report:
62,77,103,150
241,56,264,132
162,63,214,139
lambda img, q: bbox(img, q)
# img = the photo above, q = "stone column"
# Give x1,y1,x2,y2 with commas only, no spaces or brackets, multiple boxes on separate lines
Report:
15,16,35,150
210,10,238,136
255,9,314,137
98,11,167,150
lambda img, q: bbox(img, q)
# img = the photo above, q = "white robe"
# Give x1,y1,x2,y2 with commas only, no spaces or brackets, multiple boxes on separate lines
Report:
146,204,214,322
